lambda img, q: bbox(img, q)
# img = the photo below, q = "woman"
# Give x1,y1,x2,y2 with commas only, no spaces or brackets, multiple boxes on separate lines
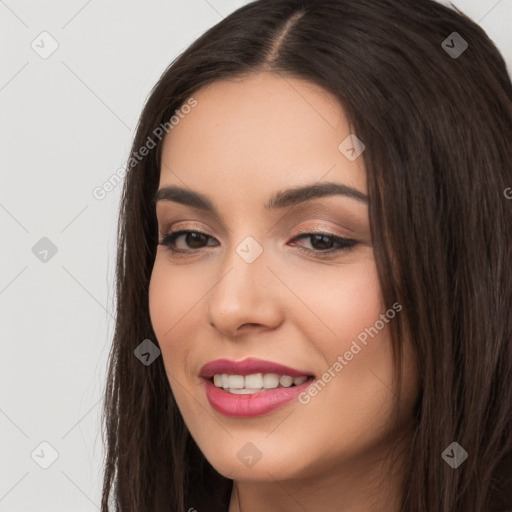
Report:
101,0,512,510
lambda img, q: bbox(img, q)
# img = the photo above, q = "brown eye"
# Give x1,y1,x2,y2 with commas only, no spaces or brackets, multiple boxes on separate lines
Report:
289,233,358,256
158,230,218,252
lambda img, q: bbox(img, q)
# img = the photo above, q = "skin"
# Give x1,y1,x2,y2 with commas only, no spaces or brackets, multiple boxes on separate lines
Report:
148,71,419,512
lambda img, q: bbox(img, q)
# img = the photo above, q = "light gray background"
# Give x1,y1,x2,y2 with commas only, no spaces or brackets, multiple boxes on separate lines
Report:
1,1,511,510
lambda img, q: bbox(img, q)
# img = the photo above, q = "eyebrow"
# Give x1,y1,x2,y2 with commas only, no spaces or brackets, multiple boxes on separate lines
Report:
153,181,368,212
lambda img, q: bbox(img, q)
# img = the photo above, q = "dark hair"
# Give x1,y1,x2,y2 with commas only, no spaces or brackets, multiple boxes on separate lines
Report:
101,0,512,510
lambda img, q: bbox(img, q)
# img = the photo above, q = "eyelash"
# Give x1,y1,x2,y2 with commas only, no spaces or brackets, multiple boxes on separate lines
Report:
157,228,358,258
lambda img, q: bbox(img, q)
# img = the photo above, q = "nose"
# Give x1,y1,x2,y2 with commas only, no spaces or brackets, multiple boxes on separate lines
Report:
205,239,285,337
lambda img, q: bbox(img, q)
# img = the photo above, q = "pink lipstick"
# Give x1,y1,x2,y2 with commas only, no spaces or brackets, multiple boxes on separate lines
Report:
199,357,314,418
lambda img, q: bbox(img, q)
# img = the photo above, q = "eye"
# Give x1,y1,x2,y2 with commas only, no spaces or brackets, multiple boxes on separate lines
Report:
289,233,358,256
158,229,217,253
157,229,358,257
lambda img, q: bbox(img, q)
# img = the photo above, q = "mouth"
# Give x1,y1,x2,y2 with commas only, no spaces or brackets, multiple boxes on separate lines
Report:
199,357,316,417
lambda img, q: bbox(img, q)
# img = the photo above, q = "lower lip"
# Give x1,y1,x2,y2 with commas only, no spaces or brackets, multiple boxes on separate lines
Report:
203,377,314,417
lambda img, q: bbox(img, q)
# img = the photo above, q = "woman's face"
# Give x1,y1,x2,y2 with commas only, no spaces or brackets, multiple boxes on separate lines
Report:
149,71,418,486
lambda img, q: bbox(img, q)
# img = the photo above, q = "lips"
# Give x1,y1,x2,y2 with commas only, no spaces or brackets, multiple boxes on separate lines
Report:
202,377,313,417
199,357,315,379
198,357,316,417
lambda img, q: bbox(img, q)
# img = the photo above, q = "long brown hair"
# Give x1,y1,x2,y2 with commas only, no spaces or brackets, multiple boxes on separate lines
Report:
101,0,512,510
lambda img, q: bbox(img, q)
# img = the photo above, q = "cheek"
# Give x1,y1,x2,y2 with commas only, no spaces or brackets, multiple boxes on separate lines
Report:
287,258,399,425
148,259,201,417
148,255,202,341
282,256,385,355
148,258,193,374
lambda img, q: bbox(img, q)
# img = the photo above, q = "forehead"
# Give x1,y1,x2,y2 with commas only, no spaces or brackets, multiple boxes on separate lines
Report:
159,72,366,203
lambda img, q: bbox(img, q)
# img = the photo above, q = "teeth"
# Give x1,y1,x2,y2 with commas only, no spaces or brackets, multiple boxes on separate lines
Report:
293,376,307,385
245,373,263,388
279,375,294,387
227,375,245,389
211,372,309,391
228,388,264,394
262,373,279,389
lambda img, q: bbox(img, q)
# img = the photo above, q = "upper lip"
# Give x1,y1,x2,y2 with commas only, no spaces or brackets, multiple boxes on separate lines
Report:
199,357,315,379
